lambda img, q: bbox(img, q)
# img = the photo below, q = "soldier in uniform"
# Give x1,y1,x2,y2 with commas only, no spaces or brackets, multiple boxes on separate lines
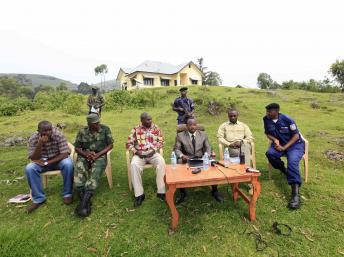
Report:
87,87,105,116
172,87,195,124
74,113,113,217
264,103,305,209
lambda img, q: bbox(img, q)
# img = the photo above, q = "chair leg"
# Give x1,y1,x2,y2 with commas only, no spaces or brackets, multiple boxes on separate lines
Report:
268,163,272,180
43,175,48,188
304,156,309,183
252,153,257,169
105,161,113,189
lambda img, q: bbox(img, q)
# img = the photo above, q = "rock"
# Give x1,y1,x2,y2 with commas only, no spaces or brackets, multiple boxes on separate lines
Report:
310,101,320,109
324,150,344,161
0,136,27,147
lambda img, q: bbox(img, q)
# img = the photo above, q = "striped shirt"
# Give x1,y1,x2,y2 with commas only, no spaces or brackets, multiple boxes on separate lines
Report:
28,127,70,159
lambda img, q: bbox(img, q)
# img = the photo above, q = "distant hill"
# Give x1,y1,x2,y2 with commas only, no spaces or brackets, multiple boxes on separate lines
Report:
92,79,121,91
0,73,77,90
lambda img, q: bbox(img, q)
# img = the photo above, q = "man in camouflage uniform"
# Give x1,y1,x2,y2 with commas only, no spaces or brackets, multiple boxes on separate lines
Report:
87,87,105,116
74,113,113,217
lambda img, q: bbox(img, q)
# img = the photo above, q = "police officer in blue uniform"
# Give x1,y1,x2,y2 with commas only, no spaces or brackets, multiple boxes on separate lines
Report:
172,87,195,124
264,103,304,209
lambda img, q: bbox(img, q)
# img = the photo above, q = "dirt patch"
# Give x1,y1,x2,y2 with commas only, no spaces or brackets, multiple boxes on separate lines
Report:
324,150,344,161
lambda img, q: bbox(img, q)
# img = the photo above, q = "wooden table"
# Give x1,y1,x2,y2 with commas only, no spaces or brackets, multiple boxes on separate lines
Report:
165,163,261,233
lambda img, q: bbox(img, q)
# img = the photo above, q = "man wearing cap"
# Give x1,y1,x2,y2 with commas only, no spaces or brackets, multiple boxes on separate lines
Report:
74,113,113,217
25,120,74,213
87,87,105,116
264,103,305,209
126,112,166,208
172,87,195,124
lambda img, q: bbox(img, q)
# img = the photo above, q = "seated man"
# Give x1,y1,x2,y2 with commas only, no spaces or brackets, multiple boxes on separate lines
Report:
74,113,113,217
217,108,254,166
25,121,74,213
264,103,304,210
174,119,224,204
127,112,166,208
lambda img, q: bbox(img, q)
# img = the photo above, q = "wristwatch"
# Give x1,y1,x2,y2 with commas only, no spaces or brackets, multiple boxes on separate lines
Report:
44,161,48,166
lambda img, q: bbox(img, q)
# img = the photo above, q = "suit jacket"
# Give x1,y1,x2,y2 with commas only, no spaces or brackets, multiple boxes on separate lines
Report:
174,130,211,158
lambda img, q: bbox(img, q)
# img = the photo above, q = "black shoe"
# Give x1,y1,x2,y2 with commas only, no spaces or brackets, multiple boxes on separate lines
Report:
74,188,84,216
157,193,165,202
288,184,301,210
134,194,145,208
175,189,187,205
76,190,93,217
280,166,287,176
211,190,224,203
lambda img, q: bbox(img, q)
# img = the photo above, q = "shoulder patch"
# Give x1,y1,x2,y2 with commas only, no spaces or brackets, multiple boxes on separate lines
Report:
290,124,297,131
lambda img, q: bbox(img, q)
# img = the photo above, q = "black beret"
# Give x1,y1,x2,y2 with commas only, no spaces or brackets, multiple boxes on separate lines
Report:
265,103,280,110
179,87,188,92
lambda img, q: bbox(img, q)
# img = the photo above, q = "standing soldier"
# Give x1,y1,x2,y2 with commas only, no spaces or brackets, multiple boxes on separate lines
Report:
172,87,195,124
87,87,105,116
74,113,113,217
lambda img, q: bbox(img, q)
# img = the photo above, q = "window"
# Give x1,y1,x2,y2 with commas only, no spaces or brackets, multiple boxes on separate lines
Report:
161,79,170,86
188,64,191,68
191,79,198,85
144,78,154,86
174,80,177,86
131,79,136,86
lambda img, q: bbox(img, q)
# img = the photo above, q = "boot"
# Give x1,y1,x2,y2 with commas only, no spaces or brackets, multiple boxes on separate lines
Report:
77,190,93,217
288,184,301,210
175,189,187,205
74,188,84,216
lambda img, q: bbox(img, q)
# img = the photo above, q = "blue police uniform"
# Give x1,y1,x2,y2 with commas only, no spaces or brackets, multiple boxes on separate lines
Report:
173,97,195,124
264,113,305,185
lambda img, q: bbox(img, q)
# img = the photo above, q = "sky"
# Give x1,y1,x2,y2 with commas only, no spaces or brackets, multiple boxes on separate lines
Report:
0,0,343,87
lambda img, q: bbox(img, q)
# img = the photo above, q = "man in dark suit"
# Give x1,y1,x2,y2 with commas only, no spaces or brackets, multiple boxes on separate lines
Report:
174,119,224,204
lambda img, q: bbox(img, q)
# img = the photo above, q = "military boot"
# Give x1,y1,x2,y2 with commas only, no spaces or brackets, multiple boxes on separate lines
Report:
288,184,301,210
77,190,93,217
74,188,85,216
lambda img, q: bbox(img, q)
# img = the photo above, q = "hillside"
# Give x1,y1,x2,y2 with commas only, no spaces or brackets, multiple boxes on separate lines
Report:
92,79,121,91
0,73,77,89
0,86,343,257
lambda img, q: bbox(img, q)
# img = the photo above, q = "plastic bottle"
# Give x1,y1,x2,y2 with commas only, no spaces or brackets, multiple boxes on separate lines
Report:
171,151,177,170
224,147,230,167
203,152,209,170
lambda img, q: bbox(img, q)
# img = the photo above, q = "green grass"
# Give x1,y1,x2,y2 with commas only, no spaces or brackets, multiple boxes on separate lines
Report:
0,86,343,257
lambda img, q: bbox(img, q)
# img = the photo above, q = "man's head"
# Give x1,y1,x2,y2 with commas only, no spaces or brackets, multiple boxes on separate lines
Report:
227,108,239,124
179,87,188,97
87,113,100,131
265,103,280,119
38,120,53,138
140,112,152,128
92,87,98,95
186,118,197,133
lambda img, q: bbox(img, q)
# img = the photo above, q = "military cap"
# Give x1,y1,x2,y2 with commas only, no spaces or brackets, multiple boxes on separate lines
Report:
87,113,100,124
265,103,280,110
179,87,188,92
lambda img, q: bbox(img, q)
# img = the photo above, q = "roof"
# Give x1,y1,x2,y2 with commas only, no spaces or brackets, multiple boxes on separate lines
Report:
120,60,203,76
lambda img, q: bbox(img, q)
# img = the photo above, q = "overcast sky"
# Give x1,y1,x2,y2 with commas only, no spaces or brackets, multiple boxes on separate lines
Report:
0,0,343,87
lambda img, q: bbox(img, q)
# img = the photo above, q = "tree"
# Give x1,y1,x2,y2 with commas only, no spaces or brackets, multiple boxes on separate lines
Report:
197,58,209,85
56,82,68,91
205,72,222,86
257,73,278,89
77,82,93,95
94,64,108,90
330,60,344,91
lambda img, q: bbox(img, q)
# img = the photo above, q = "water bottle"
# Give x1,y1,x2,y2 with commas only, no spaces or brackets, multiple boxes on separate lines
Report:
224,147,230,167
203,152,209,171
171,151,177,170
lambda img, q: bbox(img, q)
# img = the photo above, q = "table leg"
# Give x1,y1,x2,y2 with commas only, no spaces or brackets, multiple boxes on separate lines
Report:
165,184,178,234
249,177,261,221
231,183,239,203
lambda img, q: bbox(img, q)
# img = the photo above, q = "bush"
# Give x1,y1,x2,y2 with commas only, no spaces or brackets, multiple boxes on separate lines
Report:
0,102,19,116
34,91,69,111
105,90,131,111
63,94,86,115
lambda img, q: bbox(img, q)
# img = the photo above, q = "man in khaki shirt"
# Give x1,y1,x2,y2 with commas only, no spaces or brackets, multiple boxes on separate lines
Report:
217,108,254,166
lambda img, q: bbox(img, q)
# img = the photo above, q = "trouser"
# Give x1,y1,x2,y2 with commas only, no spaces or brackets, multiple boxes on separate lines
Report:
228,142,251,166
266,142,305,185
25,157,74,204
130,153,166,197
74,155,106,191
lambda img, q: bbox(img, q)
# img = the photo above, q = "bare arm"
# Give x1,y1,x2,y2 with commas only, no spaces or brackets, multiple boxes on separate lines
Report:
282,134,299,151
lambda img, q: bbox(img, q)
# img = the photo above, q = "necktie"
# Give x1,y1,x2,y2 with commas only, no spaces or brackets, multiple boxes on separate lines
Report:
191,134,196,154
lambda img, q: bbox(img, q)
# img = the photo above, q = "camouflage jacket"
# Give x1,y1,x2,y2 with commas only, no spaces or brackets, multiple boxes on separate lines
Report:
74,124,113,153
87,94,105,108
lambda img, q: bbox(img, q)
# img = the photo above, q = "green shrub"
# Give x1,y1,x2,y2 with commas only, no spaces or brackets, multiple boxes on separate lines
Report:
105,90,131,111
0,102,19,116
34,91,69,110
62,94,85,115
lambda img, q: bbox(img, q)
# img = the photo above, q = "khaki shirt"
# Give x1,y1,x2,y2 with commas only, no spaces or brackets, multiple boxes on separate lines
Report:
217,121,254,146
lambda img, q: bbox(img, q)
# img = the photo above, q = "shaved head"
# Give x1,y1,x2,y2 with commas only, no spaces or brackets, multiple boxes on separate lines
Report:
38,120,52,132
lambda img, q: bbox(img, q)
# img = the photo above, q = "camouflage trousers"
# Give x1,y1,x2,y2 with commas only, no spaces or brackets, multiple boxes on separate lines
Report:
74,156,106,191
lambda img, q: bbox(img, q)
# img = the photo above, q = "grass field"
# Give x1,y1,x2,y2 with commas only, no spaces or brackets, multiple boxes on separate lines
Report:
0,86,343,257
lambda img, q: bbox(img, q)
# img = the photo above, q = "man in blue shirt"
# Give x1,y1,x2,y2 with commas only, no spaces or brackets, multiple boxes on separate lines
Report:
172,87,195,124
264,103,304,209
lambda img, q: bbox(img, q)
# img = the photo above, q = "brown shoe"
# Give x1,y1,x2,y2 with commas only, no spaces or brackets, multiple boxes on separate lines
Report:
63,196,73,205
27,200,46,214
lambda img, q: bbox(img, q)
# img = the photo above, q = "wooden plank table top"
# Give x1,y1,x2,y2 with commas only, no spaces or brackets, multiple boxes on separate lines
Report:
164,163,262,234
